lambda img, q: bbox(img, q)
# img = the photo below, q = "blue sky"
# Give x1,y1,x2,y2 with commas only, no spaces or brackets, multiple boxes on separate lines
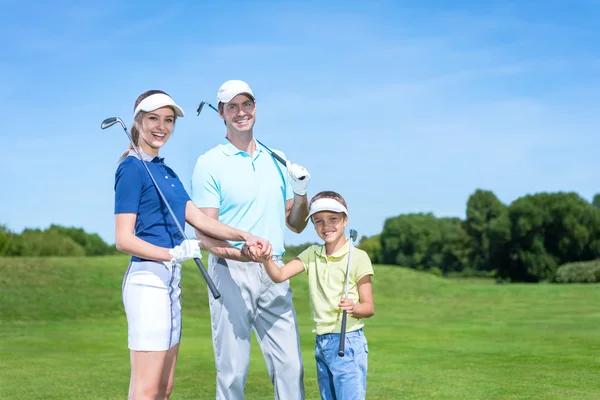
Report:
2,0,599,247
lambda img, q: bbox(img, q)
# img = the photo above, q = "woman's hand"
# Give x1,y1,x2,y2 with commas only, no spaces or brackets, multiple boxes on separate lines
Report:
242,235,272,262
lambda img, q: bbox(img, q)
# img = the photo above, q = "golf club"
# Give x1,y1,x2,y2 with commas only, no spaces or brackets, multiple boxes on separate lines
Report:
338,228,358,357
101,117,221,300
196,100,305,180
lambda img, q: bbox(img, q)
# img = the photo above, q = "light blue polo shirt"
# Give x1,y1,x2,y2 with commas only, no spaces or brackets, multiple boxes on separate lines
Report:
190,138,294,256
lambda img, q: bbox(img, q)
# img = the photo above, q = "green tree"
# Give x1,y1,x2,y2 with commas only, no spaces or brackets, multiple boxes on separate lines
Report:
438,217,472,274
0,225,21,256
498,192,600,282
464,189,509,272
381,213,439,268
47,225,114,256
17,228,86,257
593,193,600,210
357,235,382,264
380,214,471,273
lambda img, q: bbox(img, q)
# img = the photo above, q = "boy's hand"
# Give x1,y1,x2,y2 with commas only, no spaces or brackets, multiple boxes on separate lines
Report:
242,240,272,262
338,298,355,314
254,242,273,261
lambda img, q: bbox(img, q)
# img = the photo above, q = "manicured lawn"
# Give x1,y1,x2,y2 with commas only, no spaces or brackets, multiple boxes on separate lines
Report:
1,256,599,399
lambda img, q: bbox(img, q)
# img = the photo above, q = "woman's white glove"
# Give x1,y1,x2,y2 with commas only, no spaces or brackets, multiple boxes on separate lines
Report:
169,239,201,265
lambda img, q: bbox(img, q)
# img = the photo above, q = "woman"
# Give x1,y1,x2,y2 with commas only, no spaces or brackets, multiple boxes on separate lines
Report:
114,89,270,399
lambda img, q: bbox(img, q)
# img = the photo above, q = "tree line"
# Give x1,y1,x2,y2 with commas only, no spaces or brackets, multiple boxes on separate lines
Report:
358,190,600,283
0,224,117,257
3,189,600,283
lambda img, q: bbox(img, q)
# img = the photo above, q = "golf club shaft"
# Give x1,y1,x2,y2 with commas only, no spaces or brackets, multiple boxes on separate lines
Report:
198,101,288,167
107,118,221,300
338,233,355,357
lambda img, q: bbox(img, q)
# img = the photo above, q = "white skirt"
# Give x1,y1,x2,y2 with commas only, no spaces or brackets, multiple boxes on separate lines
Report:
122,260,182,351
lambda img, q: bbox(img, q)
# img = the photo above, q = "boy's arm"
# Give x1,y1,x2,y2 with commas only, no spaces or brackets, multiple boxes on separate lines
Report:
263,257,305,283
339,275,375,318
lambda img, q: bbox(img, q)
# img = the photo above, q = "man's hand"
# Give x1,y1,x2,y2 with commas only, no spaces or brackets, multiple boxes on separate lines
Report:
286,160,310,196
242,235,273,262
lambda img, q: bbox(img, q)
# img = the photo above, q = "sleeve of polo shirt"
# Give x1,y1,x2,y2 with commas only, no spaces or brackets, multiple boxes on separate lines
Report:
353,249,375,282
114,160,143,214
274,149,294,202
297,245,316,273
190,155,220,208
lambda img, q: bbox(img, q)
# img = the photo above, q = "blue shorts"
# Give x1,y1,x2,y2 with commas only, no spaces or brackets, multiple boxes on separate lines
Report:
314,328,369,400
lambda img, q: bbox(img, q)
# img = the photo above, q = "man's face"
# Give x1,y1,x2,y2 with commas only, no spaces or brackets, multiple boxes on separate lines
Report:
220,94,256,135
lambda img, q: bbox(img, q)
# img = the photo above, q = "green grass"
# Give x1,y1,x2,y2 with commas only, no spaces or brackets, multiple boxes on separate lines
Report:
1,255,600,399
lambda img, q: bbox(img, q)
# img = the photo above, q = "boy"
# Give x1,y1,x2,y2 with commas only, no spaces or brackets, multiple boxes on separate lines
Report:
259,191,375,400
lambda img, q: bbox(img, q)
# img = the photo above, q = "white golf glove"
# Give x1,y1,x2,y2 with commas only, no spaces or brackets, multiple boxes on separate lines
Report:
286,160,311,196
169,239,201,265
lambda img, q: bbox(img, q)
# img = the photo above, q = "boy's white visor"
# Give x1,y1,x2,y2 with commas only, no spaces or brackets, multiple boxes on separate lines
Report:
306,198,348,221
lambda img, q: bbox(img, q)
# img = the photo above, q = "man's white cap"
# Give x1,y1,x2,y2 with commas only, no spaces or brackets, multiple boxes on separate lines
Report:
306,198,349,221
134,93,185,119
217,80,255,104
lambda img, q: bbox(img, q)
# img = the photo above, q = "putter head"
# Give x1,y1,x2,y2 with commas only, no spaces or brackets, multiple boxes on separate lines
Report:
349,229,358,243
196,101,206,116
101,117,119,129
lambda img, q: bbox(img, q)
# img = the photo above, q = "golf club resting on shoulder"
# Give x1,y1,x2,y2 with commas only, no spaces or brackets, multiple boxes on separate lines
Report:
190,79,311,400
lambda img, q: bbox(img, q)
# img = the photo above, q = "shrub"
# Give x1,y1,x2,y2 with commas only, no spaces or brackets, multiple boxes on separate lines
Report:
554,260,600,283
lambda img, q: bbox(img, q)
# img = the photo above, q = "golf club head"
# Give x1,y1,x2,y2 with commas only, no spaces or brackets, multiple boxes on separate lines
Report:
196,101,206,116
197,100,219,116
101,117,119,129
349,229,358,242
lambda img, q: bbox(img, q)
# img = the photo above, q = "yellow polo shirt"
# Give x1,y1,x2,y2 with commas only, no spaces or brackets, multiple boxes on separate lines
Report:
297,240,374,335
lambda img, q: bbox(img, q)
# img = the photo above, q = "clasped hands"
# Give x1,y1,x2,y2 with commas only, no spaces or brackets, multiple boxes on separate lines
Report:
241,234,273,262
168,234,273,266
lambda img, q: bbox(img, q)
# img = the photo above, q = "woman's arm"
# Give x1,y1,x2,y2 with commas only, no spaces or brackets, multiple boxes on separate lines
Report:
262,257,305,283
190,207,250,262
339,275,375,318
186,202,271,261
115,214,172,261
185,201,251,242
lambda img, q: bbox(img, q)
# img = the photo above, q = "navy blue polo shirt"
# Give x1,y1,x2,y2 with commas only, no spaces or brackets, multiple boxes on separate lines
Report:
114,150,190,261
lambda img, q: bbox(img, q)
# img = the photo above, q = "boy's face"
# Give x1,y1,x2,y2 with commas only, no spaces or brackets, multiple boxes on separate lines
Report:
311,211,348,244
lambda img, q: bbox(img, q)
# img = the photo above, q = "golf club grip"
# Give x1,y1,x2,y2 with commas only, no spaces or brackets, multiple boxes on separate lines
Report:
194,258,221,299
338,311,348,356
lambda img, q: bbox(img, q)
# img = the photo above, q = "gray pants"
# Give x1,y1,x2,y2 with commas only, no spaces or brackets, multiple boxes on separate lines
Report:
208,253,305,400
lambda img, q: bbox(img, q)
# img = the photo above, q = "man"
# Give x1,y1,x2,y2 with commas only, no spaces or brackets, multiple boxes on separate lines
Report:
190,79,310,399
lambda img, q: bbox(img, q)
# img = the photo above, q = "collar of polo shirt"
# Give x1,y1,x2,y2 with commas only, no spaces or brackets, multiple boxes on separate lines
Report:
218,138,265,157
315,239,352,259
128,149,164,163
